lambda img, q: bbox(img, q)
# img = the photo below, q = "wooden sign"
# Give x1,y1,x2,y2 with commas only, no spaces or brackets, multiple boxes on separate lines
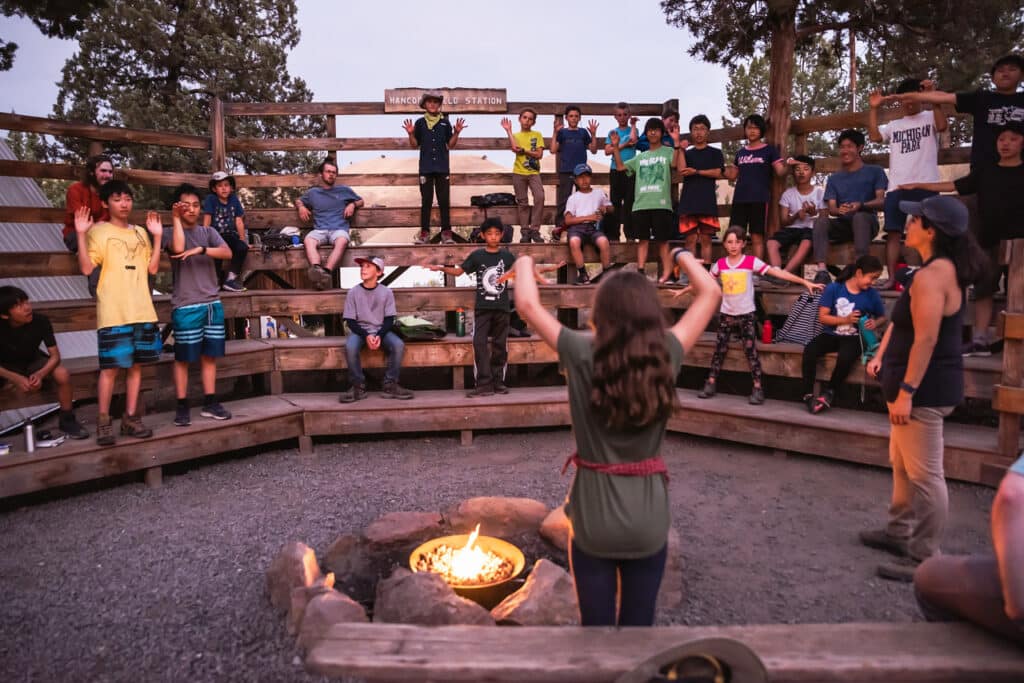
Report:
384,88,508,113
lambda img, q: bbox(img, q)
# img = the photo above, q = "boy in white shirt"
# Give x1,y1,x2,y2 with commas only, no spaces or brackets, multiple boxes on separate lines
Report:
563,164,613,284
869,78,948,288
767,154,825,278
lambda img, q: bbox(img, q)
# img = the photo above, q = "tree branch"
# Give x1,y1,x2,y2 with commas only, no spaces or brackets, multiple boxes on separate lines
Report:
796,20,857,39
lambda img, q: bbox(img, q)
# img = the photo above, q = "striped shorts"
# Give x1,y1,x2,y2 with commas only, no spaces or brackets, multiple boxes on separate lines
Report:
172,301,226,363
97,322,162,370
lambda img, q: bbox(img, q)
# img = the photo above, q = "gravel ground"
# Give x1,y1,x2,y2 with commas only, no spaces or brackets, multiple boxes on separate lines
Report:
0,428,996,682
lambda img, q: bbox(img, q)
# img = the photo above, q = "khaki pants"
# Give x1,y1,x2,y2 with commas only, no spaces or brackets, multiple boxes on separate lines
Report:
886,405,954,560
512,173,545,230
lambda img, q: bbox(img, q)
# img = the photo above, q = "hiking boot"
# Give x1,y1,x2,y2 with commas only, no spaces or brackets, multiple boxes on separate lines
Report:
308,265,327,290
58,412,89,440
859,529,909,557
221,277,246,292
174,405,191,427
338,384,367,403
877,556,921,583
381,381,414,400
466,384,494,398
493,381,509,395
749,387,765,405
962,340,992,357
96,414,115,446
549,227,565,243
200,402,232,420
574,268,590,285
413,230,430,245
529,228,546,243
698,381,716,399
813,269,832,286
440,230,456,245
120,413,153,439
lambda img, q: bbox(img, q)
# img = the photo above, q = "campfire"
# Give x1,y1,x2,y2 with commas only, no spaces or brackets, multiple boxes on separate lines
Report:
411,524,525,589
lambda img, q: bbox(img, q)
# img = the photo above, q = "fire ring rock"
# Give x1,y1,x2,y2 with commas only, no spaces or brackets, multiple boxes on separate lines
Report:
362,511,444,547
539,505,571,551
374,568,495,626
443,496,549,537
266,541,322,612
297,591,369,650
491,559,579,625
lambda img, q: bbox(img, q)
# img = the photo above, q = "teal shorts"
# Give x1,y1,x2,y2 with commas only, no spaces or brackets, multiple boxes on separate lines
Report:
97,323,162,369
172,301,225,363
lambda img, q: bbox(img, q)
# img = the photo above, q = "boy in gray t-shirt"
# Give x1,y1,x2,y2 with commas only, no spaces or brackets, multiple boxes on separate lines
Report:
339,256,413,401
168,184,235,426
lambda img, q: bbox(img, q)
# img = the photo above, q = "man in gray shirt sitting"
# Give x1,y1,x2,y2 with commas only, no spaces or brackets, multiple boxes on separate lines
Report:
339,256,413,401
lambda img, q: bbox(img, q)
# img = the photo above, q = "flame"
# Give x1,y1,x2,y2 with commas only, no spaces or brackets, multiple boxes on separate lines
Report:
449,524,492,582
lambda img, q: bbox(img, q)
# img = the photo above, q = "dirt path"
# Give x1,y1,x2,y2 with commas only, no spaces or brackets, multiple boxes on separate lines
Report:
0,429,995,681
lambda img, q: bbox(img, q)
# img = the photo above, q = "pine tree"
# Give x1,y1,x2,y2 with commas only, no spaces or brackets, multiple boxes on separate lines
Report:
0,0,107,70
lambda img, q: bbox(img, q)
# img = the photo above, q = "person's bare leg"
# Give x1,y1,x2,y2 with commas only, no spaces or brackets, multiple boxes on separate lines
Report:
303,237,321,267
884,232,902,290
596,237,610,269
699,234,712,264
52,365,73,411
325,237,349,271
658,241,672,283
636,239,649,272
124,364,142,416
200,356,217,395
767,240,782,269
975,296,995,343
751,233,765,261
98,368,117,415
785,241,812,275
173,361,189,400
569,236,584,269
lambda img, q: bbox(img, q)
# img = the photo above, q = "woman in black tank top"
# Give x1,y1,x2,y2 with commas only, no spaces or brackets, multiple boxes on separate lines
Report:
861,196,987,582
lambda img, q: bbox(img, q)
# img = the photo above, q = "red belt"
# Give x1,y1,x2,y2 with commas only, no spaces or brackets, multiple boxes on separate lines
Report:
562,452,669,481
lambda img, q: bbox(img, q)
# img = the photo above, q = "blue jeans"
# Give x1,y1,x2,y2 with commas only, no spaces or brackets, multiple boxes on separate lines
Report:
345,331,404,385
570,539,667,626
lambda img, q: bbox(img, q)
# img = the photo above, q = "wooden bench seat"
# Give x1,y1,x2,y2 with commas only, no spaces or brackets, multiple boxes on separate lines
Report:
304,621,1024,682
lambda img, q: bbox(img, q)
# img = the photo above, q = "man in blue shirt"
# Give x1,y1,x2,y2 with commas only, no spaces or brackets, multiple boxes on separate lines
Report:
295,157,364,290
811,129,888,280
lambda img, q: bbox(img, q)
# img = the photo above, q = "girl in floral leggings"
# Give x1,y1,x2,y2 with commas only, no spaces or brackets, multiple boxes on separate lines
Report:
696,227,822,404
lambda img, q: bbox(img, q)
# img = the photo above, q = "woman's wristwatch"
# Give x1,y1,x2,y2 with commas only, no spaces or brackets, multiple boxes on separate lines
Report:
899,381,917,395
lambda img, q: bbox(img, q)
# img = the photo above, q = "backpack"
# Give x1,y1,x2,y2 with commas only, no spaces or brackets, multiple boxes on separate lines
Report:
261,226,301,251
470,192,517,207
394,315,447,341
858,317,881,365
774,290,824,345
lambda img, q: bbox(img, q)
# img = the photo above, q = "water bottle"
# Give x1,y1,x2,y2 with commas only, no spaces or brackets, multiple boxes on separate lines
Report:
291,235,300,247
761,319,773,344
455,308,466,337
24,423,35,454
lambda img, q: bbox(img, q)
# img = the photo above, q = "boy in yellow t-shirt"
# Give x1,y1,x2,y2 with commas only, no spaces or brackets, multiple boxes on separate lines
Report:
501,109,545,243
74,180,164,446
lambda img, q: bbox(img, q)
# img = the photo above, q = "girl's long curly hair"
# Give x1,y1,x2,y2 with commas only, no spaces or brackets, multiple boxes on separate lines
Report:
589,271,677,430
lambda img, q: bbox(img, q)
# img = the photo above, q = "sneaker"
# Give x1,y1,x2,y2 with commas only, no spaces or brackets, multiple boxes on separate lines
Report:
519,229,532,244
381,382,414,400
575,269,590,285
810,388,834,415
58,413,89,439
413,230,430,245
120,413,153,439
876,556,921,583
549,227,565,243
466,384,494,398
200,402,232,420
813,269,832,286
749,387,765,405
338,384,367,403
530,228,546,244
222,277,246,292
440,230,456,245
174,405,191,427
698,381,716,399
493,381,509,395
96,414,115,446
962,340,992,357
802,393,816,414
35,430,66,448
858,529,908,557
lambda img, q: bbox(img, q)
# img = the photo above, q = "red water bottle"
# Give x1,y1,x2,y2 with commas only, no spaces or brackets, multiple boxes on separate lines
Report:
761,319,773,344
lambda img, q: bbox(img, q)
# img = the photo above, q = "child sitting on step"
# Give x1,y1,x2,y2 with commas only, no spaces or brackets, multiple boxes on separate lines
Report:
695,227,822,405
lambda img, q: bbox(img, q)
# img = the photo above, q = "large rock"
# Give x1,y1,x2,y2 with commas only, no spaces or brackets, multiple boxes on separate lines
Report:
539,505,571,551
287,573,335,635
374,568,494,626
363,511,443,547
296,591,368,650
267,541,322,611
491,559,578,625
444,497,549,537
656,528,685,611
322,534,373,580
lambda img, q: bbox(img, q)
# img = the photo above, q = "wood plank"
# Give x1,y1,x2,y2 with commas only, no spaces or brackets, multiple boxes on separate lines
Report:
304,621,1024,683
0,112,209,149
221,101,666,117
1002,312,1024,341
998,240,1024,455
993,385,1024,416
0,396,303,498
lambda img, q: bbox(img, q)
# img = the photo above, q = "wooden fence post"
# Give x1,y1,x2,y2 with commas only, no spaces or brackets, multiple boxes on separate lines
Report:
210,96,226,172
996,240,1024,457
326,115,338,160
87,140,104,156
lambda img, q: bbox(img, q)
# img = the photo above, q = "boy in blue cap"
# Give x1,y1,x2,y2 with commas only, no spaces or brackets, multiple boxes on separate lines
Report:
564,163,613,284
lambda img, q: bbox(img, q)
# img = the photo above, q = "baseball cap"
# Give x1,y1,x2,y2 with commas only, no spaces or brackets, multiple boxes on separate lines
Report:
209,170,235,191
899,195,968,238
615,636,768,683
419,91,444,108
354,256,385,273
573,163,593,177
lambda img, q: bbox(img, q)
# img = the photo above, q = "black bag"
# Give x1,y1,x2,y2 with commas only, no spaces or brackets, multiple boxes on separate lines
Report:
261,227,298,251
470,192,517,207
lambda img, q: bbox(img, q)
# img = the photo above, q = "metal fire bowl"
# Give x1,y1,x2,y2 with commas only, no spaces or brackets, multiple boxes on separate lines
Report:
410,533,526,591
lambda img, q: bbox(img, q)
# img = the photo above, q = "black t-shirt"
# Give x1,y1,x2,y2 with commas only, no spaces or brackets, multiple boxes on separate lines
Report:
0,313,56,371
677,146,724,217
460,248,515,312
953,163,1024,246
955,90,1024,168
